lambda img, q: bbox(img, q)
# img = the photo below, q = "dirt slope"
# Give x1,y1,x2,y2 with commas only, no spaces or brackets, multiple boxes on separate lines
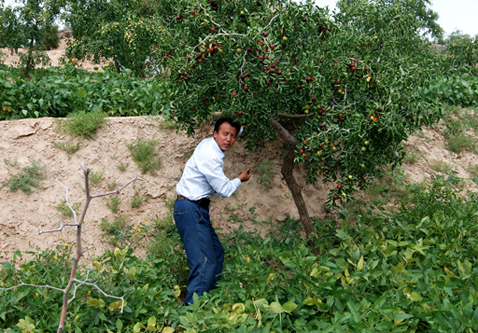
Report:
0,117,334,262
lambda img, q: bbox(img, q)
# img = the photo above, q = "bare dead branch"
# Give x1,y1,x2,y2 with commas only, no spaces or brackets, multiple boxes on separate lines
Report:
34,218,80,234
0,282,65,293
90,175,142,199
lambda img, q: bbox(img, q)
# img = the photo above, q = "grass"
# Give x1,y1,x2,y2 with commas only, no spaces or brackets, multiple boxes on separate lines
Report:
131,189,148,208
447,134,476,153
362,167,420,207
403,150,424,164
440,107,478,154
117,161,129,172
106,180,117,190
89,168,104,185
147,196,177,255
99,215,130,246
54,201,81,218
255,160,276,189
105,195,121,214
429,159,454,174
1,159,47,194
157,118,178,130
126,137,161,175
56,111,108,139
51,141,81,154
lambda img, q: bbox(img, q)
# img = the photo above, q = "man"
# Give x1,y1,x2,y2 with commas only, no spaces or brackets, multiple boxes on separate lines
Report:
174,117,250,305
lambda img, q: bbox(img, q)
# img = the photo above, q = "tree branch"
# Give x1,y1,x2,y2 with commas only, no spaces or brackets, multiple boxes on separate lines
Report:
277,112,317,119
270,117,297,147
0,282,65,293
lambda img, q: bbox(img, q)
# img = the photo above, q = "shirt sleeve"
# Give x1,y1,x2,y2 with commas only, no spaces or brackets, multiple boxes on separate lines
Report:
196,154,241,198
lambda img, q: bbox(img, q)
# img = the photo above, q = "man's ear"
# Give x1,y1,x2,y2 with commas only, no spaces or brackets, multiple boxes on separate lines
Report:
213,131,218,139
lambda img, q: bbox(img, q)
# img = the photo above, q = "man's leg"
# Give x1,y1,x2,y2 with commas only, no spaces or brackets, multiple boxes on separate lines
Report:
174,200,219,304
209,223,224,289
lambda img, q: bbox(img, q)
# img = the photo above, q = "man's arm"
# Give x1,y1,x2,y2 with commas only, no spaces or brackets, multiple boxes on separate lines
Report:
197,156,242,198
238,169,251,182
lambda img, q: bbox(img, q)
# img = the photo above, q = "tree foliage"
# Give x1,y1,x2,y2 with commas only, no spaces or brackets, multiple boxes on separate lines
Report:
64,0,164,75
0,0,63,75
154,0,447,234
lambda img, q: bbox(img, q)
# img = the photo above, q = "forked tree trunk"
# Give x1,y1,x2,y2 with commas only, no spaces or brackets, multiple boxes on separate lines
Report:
270,118,315,238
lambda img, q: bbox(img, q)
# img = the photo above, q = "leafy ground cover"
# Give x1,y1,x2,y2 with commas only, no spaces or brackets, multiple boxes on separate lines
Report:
0,65,168,120
2,179,478,332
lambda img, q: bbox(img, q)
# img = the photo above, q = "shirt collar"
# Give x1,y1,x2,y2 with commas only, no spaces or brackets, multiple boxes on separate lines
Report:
211,137,225,157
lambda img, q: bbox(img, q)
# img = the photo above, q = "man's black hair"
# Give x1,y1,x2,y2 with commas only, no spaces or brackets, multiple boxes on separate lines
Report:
214,117,241,135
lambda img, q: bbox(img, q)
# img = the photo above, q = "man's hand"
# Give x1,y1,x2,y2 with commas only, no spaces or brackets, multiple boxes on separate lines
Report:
238,168,251,182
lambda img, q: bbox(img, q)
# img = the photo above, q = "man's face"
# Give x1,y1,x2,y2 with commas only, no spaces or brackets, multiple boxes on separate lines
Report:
214,122,238,151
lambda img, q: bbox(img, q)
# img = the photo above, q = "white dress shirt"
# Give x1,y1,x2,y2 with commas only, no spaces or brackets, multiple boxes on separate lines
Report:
176,137,241,200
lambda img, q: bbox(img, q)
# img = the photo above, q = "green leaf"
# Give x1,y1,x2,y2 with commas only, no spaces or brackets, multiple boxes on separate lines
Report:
116,319,123,331
393,312,413,320
147,316,157,331
410,292,423,302
347,300,360,323
357,255,364,271
270,302,283,314
133,322,143,333
87,298,105,307
282,302,297,313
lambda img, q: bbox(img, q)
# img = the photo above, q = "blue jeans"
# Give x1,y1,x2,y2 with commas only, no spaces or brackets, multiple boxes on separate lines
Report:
174,198,224,305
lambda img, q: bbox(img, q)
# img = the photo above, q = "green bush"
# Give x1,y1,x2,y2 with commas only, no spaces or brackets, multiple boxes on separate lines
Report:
0,159,47,194
0,65,169,120
126,138,162,175
2,180,478,332
41,25,60,50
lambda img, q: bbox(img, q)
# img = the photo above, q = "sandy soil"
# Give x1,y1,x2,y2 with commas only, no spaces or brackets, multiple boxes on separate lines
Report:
0,116,337,262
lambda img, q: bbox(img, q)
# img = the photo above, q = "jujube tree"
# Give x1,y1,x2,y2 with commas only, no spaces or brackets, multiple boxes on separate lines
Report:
156,0,442,237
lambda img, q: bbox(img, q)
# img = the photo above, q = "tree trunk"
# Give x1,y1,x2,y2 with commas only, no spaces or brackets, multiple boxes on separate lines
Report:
270,118,315,238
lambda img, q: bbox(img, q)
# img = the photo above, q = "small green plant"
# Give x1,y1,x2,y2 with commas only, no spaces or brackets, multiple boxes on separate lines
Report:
4,158,19,167
1,159,47,194
131,189,148,208
403,150,424,164
54,201,81,218
106,180,117,190
117,161,129,172
105,195,121,214
52,141,81,154
89,168,104,185
150,195,175,232
255,160,276,189
429,159,454,174
447,134,476,154
157,118,177,130
56,111,108,139
126,138,161,175
99,215,131,246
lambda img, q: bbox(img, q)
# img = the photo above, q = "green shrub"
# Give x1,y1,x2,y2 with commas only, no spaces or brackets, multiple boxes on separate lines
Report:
255,160,276,189
130,189,148,208
105,195,121,214
126,138,161,175
56,112,108,139
51,140,81,154
3,181,478,332
41,25,60,50
0,65,169,120
1,159,47,194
